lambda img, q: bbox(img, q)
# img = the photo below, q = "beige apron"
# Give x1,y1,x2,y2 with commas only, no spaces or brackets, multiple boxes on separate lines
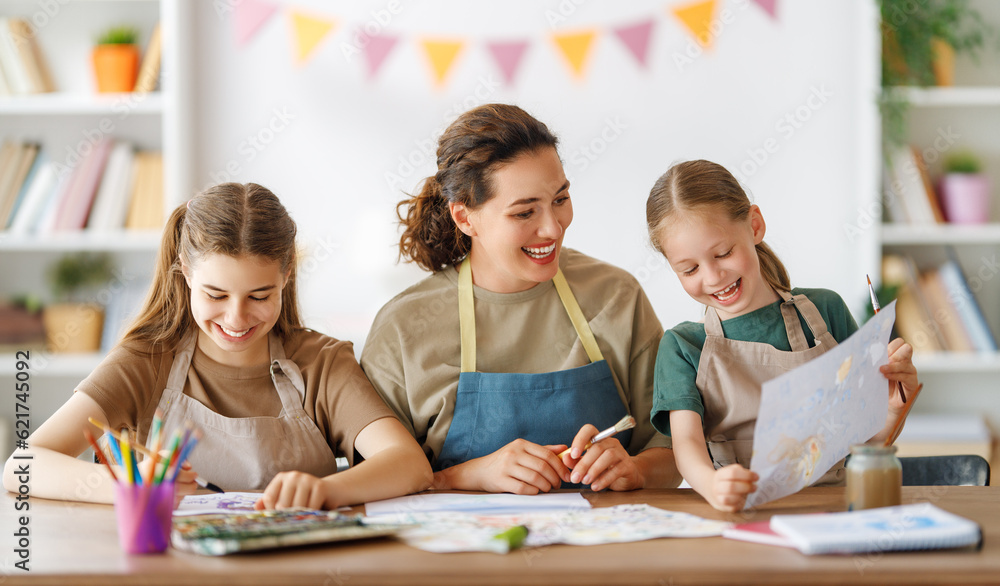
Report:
696,289,846,486
149,330,338,490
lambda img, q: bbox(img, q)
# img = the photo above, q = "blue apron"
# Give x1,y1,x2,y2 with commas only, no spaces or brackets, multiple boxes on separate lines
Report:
435,257,632,479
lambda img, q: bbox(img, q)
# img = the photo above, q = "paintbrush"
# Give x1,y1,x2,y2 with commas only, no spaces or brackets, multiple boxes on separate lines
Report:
558,414,636,458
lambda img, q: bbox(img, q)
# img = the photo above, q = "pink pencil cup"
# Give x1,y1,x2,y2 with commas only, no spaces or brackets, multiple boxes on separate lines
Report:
113,482,175,554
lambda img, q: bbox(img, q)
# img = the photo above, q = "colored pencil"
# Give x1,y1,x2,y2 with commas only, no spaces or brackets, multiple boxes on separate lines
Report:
83,429,117,481
120,427,134,484
156,427,184,485
146,409,164,485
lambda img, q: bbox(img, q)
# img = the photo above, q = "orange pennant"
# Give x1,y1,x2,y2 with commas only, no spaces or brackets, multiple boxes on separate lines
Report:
552,30,597,79
671,0,718,49
289,10,336,64
420,38,465,87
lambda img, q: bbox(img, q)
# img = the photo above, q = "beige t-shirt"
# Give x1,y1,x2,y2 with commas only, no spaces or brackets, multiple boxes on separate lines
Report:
360,248,670,464
77,329,394,466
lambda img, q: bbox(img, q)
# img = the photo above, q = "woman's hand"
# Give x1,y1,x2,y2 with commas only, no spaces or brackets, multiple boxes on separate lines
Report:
706,464,758,512
255,471,331,510
434,439,571,494
562,424,643,491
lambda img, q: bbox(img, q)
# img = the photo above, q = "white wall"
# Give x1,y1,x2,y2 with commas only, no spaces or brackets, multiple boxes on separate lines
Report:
190,0,879,349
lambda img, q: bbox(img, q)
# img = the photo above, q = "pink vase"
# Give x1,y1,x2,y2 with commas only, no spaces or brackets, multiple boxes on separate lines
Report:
939,173,991,224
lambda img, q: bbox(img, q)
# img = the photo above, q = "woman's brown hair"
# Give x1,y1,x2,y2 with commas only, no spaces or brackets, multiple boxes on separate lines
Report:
396,103,559,272
646,159,791,292
121,182,302,350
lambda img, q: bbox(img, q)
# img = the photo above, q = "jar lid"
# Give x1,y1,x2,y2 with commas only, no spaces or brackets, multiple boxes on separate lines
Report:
849,443,898,456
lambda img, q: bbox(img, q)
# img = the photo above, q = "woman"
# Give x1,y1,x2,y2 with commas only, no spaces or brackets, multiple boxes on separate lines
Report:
361,104,680,494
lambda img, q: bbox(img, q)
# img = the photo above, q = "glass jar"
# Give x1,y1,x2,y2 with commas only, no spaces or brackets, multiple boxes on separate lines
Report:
845,444,902,511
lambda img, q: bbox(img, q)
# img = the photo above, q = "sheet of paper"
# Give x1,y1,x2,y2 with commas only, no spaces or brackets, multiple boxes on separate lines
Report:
175,492,261,516
364,492,591,516
366,504,729,553
746,301,896,509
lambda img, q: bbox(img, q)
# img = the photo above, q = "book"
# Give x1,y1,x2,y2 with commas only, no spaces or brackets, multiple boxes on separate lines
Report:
769,502,981,555
0,141,23,221
917,268,974,352
0,143,39,227
5,146,46,229
52,139,113,230
8,159,57,233
881,254,946,352
884,146,940,225
937,257,998,352
170,509,401,556
6,19,54,93
722,520,795,548
134,23,161,94
87,141,135,231
125,151,164,230
0,18,32,95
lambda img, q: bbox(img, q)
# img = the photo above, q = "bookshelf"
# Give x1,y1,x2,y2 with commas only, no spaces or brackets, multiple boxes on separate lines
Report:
0,0,193,381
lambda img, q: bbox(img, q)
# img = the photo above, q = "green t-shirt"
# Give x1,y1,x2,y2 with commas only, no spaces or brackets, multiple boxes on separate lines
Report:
651,288,859,437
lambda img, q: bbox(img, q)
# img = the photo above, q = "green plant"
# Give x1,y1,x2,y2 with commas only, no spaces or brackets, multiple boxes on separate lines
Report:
96,26,138,45
47,253,114,303
944,150,982,174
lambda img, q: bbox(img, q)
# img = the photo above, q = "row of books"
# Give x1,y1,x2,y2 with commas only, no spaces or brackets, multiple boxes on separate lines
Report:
882,253,997,353
883,145,947,225
0,17,55,96
0,138,164,234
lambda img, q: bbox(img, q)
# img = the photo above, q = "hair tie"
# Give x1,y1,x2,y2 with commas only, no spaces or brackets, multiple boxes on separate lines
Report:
186,199,192,210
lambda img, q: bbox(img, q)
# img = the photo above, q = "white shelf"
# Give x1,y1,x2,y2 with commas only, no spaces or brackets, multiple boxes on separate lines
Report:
0,230,161,251
889,86,1000,107
881,223,1000,245
0,92,164,115
912,352,1000,374
0,352,103,377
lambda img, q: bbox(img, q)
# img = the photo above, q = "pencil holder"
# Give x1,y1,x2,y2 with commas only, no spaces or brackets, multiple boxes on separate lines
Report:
113,482,175,554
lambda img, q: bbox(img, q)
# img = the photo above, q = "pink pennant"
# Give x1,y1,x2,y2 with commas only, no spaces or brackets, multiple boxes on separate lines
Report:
363,33,399,79
751,0,779,19
487,40,529,86
235,0,279,46
613,18,655,68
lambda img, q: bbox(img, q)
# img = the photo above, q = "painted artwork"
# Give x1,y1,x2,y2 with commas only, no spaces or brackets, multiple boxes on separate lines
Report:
175,492,261,516
746,302,896,509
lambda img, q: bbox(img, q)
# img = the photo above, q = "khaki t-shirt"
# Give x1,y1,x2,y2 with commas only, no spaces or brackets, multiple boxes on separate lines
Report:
77,329,394,466
360,248,670,464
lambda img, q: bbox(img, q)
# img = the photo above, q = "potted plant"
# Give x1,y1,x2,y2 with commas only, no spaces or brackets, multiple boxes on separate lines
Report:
939,151,991,224
43,253,113,353
92,26,140,93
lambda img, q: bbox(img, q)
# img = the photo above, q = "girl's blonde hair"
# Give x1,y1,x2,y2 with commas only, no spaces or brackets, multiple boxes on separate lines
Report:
646,159,790,292
121,182,302,350
396,103,559,272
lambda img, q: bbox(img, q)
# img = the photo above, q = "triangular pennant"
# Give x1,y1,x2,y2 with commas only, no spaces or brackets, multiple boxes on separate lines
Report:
613,18,655,68
420,39,465,87
751,0,779,19
552,30,597,79
486,40,529,86
234,0,278,46
671,0,718,49
289,10,336,64
362,33,399,79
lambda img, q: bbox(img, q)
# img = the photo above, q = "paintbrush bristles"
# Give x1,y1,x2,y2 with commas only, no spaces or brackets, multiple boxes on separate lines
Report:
615,415,636,432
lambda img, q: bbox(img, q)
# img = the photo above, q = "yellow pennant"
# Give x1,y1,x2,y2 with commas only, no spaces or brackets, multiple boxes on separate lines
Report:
672,0,718,49
420,39,465,87
289,10,336,64
552,30,597,78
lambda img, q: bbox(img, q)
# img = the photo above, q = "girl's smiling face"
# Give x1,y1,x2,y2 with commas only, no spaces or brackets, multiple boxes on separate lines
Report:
183,253,288,367
658,205,779,320
450,146,573,293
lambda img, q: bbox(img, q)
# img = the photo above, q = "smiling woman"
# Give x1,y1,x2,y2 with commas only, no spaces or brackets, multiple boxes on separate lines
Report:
361,104,682,495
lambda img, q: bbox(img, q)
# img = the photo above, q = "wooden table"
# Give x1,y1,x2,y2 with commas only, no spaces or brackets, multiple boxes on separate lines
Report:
2,486,998,585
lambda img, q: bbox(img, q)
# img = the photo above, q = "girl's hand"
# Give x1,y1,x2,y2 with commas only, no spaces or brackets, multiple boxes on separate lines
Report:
256,470,331,510
436,439,571,494
562,424,643,491
881,338,919,413
707,464,758,512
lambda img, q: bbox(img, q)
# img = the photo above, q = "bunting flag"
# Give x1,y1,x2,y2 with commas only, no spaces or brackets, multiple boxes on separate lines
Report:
362,33,400,79
552,30,597,79
420,39,465,87
234,0,279,46
289,10,336,64
613,18,655,68
486,40,529,86
671,0,718,49
751,0,779,20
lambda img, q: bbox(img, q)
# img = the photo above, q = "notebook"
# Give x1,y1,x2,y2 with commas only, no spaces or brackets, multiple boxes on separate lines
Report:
769,502,982,555
171,509,401,555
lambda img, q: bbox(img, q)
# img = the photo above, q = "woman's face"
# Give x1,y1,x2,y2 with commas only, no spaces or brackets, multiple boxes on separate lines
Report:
183,253,287,367
452,146,573,293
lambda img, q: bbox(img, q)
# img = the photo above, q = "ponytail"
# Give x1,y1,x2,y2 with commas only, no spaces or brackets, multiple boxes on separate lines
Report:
397,177,469,272
755,242,791,293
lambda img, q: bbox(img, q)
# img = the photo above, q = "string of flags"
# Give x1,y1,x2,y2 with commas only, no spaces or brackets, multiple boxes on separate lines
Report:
226,0,780,88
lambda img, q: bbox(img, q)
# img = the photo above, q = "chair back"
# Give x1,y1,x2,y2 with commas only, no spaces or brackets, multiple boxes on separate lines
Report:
900,455,991,486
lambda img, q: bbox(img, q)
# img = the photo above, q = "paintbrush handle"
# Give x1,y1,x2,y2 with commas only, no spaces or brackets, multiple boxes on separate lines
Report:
886,383,922,446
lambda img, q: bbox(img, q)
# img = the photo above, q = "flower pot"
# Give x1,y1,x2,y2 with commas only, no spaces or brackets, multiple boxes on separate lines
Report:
43,303,105,353
939,173,991,224
92,44,140,92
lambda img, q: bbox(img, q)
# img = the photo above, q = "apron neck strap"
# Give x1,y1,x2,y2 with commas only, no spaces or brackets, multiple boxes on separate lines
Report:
457,256,605,373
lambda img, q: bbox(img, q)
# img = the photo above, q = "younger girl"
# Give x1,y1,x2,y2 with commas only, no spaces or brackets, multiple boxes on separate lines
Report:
645,160,918,512
3,183,431,509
